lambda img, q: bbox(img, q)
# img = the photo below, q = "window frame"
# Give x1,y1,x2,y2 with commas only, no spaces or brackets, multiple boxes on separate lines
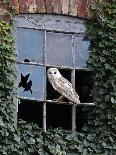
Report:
14,14,95,132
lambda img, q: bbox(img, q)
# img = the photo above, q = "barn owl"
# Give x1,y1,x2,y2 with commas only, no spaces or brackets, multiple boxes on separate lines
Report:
47,68,80,104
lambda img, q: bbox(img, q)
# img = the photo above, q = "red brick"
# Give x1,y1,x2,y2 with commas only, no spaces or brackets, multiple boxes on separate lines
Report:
45,0,53,13
61,0,69,15
0,15,11,23
11,0,19,14
69,0,78,16
86,0,95,19
52,0,62,14
0,1,9,14
28,0,37,13
77,0,87,18
9,0,92,19
36,0,45,13
0,2,10,22
19,0,29,13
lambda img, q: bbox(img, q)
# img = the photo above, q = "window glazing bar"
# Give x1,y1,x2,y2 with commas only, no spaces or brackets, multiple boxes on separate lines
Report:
43,30,47,132
71,34,76,132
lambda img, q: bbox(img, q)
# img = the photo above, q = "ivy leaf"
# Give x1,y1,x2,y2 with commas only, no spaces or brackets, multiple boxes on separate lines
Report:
105,95,110,102
111,97,115,104
14,134,20,143
100,57,106,62
104,64,111,69
27,137,35,144
0,119,5,127
109,137,114,143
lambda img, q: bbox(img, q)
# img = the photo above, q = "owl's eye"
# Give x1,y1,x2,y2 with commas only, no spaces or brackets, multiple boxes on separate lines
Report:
49,72,51,74
54,72,56,74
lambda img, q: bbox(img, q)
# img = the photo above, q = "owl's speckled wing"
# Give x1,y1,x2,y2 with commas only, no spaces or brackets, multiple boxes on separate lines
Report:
49,77,80,104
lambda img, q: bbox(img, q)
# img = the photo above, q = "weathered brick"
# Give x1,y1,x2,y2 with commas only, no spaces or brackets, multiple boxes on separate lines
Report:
0,0,93,19
19,0,29,13
36,0,46,13
11,0,19,14
86,0,95,19
28,0,37,13
0,2,10,22
69,0,78,16
0,2,8,16
52,0,62,14
61,0,69,15
19,0,37,13
45,0,53,13
77,0,87,18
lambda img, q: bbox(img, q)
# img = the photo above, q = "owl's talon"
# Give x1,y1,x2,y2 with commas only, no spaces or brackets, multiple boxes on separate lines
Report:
53,99,58,101
53,96,64,102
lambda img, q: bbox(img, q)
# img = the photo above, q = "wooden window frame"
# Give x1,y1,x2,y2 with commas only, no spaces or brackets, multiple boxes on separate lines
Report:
14,14,95,132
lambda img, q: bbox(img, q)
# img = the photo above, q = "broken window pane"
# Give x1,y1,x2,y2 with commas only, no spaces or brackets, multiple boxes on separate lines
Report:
46,104,72,129
46,32,72,67
18,64,45,100
18,100,43,127
75,35,90,68
17,28,44,63
75,70,93,103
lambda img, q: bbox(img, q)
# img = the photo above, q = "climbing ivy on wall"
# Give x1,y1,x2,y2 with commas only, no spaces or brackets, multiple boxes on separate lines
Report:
0,1,20,153
83,0,116,154
0,0,116,154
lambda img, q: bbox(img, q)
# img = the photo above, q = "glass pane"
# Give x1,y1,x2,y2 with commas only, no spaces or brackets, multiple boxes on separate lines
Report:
17,64,45,100
17,28,44,63
75,35,90,68
46,32,72,66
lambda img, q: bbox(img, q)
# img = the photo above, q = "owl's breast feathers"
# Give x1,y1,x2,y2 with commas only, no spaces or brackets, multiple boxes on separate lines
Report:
48,77,80,104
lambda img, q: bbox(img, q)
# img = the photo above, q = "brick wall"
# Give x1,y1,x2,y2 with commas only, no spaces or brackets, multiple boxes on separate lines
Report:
0,1,10,22
0,0,94,21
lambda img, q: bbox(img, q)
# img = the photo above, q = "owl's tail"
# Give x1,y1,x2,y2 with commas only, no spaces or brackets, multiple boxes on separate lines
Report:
71,91,80,104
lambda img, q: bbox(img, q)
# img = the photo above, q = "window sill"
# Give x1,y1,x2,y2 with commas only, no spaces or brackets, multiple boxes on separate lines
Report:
17,97,95,106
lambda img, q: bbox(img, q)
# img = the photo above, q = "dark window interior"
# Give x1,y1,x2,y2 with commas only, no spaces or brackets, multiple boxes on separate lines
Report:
18,100,43,128
76,106,88,132
18,101,89,131
75,70,93,103
46,104,72,130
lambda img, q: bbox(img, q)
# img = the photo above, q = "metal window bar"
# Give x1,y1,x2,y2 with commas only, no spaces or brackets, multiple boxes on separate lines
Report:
71,69,76,132
71,34,76,132
43,30,47,132
17,97,94,105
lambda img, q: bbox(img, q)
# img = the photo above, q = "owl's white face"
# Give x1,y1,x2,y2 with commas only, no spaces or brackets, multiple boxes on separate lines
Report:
47,68,61,80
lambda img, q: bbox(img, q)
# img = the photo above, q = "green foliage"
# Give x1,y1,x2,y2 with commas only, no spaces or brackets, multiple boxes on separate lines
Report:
0,0,116,154
18,120,86,155
0,20,20,154
83,0,116,154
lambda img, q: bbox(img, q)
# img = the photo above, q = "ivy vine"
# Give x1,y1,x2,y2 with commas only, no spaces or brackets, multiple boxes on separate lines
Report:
82,0,116,154
0,12,19,155
0,0,116,154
